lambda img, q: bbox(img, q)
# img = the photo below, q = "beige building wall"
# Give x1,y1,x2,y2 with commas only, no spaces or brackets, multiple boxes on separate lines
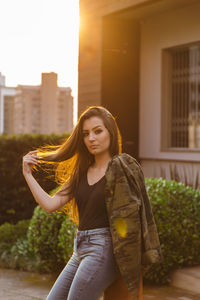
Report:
0,87,16,134
58,88,73,133
14,89,25,134
13,73,73,135
4,95,15,134
78,0,193,115
79,0,154,115
40,73,58,134
14,86,40,134
79,0,200,187
139,1,200,181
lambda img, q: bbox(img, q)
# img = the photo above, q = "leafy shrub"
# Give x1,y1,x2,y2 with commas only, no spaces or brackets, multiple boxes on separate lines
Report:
58,217,77,262
27,205,77,272
1,177,200,286
0,238,38,271
27,178,200,283
0,220,30,247
0,133,69,225
27,206,66,272
144,177,200,284
0,219,38,270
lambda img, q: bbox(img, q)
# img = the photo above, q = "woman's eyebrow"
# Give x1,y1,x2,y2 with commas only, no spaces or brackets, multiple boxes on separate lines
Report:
92,125,102,130
82,125,102,132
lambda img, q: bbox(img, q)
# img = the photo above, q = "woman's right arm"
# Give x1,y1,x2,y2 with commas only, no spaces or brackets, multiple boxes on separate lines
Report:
22,150,69,213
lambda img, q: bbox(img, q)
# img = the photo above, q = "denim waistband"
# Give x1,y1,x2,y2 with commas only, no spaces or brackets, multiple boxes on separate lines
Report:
76,227,111,237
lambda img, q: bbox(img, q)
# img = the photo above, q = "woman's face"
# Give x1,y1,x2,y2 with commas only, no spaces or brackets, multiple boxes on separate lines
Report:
82,116,111,156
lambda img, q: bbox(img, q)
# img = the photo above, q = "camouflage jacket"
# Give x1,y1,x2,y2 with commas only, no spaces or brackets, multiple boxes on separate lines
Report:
104,153,162,300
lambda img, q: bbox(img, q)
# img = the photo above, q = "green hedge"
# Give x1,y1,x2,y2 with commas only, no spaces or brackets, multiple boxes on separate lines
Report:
144,177,200,284
0,208,76,273
26,188,76,272
0,177,200,285
0,133,69,225
0,220,30,245
57,215,77,262
27,206,66,272
0,219,36,270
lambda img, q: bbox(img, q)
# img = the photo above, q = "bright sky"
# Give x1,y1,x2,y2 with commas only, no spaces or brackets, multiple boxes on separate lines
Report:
0,0,79,122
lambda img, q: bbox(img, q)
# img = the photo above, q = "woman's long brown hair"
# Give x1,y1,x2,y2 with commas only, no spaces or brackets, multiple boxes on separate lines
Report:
36,106,122,225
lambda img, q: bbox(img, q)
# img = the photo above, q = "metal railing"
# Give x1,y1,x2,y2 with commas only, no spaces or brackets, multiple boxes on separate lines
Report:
170,43,200,148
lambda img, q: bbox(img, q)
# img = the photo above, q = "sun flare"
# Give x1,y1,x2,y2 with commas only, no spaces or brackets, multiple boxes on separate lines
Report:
0,0,80,124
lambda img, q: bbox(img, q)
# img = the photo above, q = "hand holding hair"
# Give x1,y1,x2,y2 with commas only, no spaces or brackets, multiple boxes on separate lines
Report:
22,150,41,175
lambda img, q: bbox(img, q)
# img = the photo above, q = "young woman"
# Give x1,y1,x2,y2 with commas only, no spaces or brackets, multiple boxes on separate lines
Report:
22,106,162,300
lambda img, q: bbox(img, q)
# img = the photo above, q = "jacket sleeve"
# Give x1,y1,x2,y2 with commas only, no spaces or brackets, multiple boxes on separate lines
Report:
135,161,163,267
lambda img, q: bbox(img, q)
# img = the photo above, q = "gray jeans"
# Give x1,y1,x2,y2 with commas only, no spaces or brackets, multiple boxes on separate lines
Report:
46,227,121,300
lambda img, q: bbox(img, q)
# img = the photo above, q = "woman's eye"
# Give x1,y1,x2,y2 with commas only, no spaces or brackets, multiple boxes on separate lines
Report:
95,129,102,134
83,132,88,137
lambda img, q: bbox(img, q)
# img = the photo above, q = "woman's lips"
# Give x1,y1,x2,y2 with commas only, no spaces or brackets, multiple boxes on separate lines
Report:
90,145,98,149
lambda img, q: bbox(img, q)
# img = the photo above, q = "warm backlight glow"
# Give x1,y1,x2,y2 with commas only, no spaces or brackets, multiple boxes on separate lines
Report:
0,0,79,124
114,218,127,238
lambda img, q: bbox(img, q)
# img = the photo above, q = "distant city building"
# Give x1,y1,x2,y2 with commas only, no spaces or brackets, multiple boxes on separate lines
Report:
0,72,73,135
0,72,5,86
0,72,16,134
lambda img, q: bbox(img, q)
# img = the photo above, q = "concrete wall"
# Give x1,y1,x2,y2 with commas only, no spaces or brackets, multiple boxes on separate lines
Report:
79,0,200,186
140,1,200,162
139,1,200,183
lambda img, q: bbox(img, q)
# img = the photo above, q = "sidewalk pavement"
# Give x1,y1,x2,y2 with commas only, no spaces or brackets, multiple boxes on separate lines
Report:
0,268,200,300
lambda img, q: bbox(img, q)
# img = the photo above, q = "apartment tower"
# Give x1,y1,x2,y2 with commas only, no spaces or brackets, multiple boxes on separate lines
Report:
14,72,73,134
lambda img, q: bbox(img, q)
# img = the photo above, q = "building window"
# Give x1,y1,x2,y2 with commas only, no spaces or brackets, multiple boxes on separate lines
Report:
163,42,200,149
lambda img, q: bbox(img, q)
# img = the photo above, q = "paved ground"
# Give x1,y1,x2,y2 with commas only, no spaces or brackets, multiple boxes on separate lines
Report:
0,268,53,300
0,268,200,300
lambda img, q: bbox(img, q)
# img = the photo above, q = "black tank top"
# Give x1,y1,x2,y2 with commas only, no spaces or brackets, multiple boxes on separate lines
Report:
75,172,110,230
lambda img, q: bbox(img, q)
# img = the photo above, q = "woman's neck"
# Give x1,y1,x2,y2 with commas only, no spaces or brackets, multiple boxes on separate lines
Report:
92,152,112,170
